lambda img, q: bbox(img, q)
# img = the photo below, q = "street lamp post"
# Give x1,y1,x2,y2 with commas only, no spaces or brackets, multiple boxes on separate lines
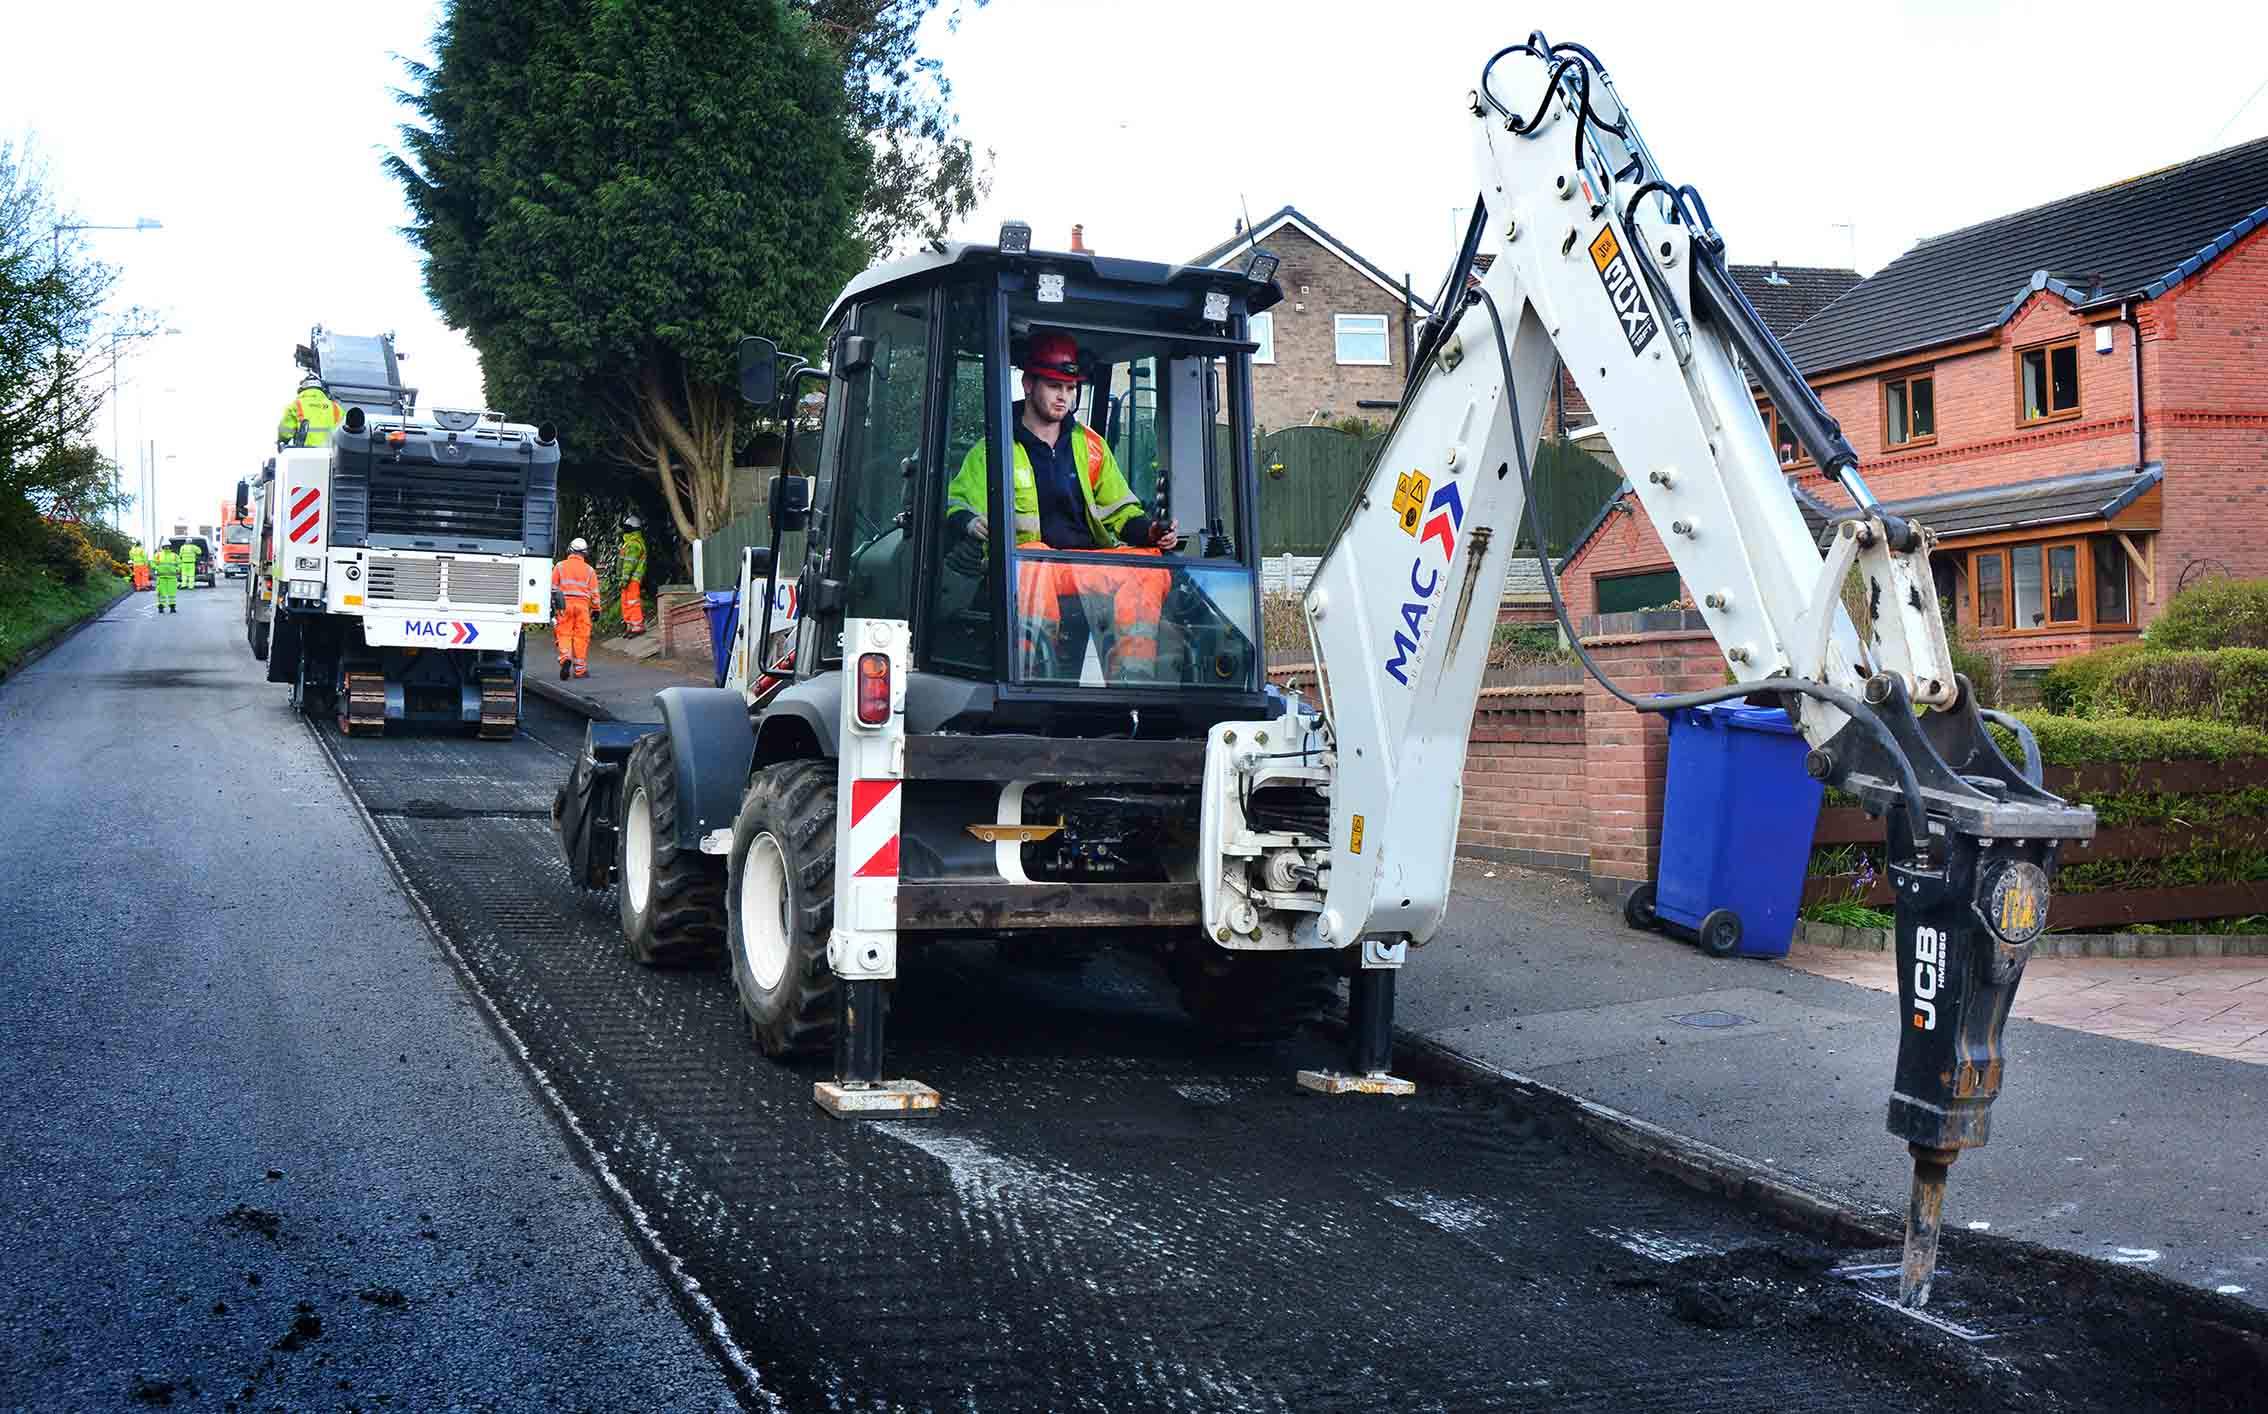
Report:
49,217,162,496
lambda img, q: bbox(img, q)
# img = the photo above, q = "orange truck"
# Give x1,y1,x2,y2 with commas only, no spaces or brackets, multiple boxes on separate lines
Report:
219,499,255,578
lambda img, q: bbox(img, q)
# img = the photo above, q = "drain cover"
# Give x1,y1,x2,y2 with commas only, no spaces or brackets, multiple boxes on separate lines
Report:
1668,1010,1753,1029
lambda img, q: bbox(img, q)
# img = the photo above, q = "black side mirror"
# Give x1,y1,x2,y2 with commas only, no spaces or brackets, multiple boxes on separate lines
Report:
768,473,815,532
745,545,773,580
737,336,779,407
235,480,250,518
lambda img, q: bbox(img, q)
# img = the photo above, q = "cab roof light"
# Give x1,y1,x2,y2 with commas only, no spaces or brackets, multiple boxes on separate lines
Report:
998,220,1032,256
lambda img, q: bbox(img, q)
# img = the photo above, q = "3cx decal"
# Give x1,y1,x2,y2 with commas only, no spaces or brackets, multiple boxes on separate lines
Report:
1587,226,1660,356
1381,480,1466,686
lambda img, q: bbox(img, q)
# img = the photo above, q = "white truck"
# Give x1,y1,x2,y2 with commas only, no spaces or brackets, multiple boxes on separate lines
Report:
244,329,561,738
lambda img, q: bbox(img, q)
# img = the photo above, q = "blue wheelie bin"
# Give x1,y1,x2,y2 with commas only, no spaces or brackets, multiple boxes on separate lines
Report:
1634,702,1824,958
703,590,739,688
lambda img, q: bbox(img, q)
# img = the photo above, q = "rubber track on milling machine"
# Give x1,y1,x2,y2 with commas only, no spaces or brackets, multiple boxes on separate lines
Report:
478,677,518,740
339,670,387,737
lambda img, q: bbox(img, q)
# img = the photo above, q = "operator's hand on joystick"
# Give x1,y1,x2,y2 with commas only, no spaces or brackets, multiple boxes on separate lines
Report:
945,516,986,576
1150,518,1181,552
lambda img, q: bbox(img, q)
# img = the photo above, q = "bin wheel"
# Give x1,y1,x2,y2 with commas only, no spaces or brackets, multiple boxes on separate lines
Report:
1698,908,1743,958
1622,883,1658,933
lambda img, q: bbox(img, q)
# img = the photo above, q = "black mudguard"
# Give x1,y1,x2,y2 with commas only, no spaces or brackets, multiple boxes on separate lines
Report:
654,686,757,853
554,721,662,889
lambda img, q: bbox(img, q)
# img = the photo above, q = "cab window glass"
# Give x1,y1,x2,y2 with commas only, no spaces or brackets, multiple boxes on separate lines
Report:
836,297,930,627
924,286,1001,678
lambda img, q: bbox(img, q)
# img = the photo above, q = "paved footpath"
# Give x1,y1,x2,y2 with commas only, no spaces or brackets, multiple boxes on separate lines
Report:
0,587,738,1409
1790,946,2268,1066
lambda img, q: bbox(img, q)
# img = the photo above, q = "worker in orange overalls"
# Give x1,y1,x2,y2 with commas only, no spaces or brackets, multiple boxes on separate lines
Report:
945,331,1178,681
551,537,597,679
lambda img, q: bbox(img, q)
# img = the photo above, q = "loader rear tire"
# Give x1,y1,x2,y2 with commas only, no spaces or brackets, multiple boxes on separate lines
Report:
250,619,270,662
1169,941,1342,1045
727,758,843,1058
616,732,727,966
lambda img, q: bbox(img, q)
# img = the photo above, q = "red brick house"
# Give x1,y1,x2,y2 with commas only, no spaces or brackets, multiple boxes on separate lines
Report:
1190,207,1431,432
1562,137,2268,666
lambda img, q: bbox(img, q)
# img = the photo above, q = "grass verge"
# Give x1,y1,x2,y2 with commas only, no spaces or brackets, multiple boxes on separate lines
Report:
0,563,130,679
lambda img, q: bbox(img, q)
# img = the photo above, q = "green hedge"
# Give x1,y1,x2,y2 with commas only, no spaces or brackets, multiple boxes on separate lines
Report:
2040,641,2147,715
1985,710,2268,765
2145,578,2268,651
2100,648,2268,731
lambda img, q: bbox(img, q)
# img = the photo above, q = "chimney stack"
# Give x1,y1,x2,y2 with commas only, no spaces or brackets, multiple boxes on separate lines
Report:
1070,223,1089,254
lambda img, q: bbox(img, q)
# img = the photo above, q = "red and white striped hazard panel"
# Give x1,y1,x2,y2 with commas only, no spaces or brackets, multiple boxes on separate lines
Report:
287,487,323,544
847,779,900,879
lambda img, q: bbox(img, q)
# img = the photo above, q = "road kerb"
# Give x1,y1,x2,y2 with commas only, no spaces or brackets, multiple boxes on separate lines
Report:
527,675,613,721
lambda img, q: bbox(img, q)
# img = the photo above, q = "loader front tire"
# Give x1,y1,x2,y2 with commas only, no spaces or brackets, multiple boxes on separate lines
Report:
616,731,727,966
727,759,842,1057
1169,941,1342,1044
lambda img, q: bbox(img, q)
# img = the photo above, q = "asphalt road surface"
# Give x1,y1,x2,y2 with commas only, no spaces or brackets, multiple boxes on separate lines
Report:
5,586,2262,1412
0,586,736,1410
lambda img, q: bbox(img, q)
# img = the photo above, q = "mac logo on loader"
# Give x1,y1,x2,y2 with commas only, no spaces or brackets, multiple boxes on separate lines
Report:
1587,227,1659,356
1381,481,1466,686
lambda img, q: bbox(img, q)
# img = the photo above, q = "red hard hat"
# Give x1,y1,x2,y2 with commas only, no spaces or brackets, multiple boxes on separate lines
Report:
1024,332,1081,385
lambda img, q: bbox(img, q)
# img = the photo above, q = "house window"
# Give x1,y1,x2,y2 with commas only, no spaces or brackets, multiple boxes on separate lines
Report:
1249,311,1275,365
2093,539,2131,625
1596,567,1682,614
1969,535,2133,633
1884,372,1935,446
1334,314,1391,366
2018,339,2081,423
1975,554,2006,629
1755,402,1809,467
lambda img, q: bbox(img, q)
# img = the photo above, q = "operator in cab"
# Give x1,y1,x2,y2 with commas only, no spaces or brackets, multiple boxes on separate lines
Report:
945,331,1179,680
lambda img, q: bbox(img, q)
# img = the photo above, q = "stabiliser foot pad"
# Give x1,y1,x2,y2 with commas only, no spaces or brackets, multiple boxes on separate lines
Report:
1296,1069,1416,1096
814,1079,941,1118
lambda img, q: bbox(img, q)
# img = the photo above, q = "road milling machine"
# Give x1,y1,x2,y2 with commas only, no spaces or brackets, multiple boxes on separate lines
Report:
553,35,2095,1308
243,328,560,738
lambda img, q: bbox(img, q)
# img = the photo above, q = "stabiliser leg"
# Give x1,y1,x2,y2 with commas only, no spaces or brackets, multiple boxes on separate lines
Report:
1885,819,2056,1307
814,979,938,1119
1299,940,1417,1096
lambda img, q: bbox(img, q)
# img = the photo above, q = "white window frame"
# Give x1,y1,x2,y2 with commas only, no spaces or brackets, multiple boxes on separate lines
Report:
1334,313,1391,367
1249,311,1276,365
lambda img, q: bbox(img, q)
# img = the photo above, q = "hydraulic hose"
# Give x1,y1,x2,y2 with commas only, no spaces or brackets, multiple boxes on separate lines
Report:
1468,286,1930,843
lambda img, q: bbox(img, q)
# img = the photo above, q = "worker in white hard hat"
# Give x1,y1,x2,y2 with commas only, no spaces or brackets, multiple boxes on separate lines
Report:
618,513,648,636
551,537,597,679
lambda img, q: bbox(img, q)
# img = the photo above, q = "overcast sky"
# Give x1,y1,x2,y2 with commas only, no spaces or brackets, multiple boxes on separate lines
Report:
9,0,2267,535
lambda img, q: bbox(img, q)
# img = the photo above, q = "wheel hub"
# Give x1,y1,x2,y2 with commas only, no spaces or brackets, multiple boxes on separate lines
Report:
740,832,790,991
624,787,654,915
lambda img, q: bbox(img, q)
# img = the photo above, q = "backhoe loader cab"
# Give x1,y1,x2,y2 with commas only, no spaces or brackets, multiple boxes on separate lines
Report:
789,241,1277,708
556,238,1310,1113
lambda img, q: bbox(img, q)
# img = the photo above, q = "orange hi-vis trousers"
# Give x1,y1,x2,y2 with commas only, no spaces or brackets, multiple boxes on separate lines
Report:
556,601,592,676
621,580,644,633
1016,544,1168,675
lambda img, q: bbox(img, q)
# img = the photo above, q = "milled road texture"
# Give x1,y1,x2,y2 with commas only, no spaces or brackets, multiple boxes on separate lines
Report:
314,693,2268,1412
0,589,736,1410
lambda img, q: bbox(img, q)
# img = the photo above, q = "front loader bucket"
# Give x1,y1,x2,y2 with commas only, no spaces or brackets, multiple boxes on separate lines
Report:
554,721,660,890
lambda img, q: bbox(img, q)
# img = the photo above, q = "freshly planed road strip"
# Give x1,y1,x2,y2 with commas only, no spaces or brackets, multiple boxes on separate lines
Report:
0,587,739,1410
300,684,2264,1410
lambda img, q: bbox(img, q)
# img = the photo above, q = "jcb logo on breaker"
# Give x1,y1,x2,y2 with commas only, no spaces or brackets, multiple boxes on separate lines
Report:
1587,226,1660,356
1911,925,1944,1031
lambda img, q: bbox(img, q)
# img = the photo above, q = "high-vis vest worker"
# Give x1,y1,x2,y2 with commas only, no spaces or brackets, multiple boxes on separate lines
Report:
551,553,596,604
948,422,1145,548
278,386,345,448
130,545,148,566
619,530,647,582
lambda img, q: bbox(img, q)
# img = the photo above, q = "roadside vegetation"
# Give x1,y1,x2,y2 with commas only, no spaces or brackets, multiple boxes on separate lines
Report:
1,139,143,680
